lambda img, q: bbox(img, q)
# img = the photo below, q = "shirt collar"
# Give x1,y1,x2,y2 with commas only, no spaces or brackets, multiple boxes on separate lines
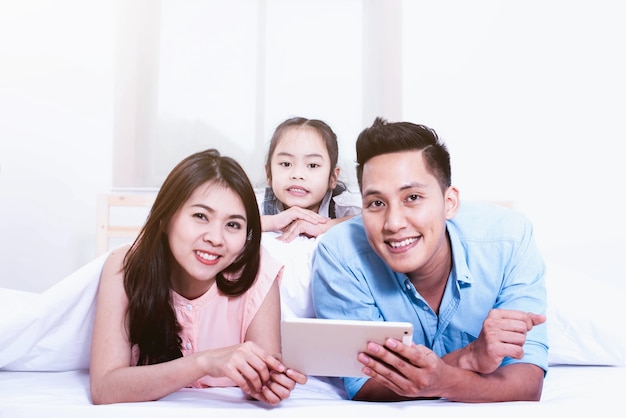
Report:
446,221,474,286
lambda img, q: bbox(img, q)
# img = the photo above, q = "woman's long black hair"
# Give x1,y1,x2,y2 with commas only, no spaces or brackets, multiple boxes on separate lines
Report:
122,149,262,365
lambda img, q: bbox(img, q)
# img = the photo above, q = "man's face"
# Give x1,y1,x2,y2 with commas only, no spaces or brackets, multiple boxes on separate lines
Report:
360,150,457,278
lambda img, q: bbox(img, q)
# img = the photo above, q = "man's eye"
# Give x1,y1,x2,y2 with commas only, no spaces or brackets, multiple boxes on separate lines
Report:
367,200,384,208
407,194,420,202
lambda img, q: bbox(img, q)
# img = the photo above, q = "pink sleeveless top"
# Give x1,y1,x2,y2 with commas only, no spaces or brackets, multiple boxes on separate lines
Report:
132,246,283,388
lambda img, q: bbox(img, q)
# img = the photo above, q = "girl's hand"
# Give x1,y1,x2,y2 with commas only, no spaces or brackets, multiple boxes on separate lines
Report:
278,216,352,242
277,218,329,242
262,207,327,234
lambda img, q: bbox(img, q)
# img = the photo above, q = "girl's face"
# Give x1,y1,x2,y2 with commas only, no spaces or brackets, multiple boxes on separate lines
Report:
167,181,248,299
268,126,339,213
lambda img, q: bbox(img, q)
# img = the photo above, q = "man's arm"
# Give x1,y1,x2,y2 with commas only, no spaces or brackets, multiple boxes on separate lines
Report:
353,337,545,402
444,309,546,374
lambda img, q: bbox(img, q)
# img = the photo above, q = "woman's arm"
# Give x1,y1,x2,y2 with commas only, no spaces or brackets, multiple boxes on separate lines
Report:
245,277,307,403
245,278,282,355
89,247,286,405
89,246,213,403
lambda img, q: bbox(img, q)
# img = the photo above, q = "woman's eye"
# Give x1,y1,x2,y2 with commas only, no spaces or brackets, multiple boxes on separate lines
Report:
279,162,291,168
194,213,208,220
227,221,242,230
308,163,320,169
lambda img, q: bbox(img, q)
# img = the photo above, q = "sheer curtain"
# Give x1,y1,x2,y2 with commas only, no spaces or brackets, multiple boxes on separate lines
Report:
113,0,403,190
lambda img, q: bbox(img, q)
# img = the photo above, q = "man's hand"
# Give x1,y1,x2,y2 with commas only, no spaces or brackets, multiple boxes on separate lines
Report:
455,309,546,374
356,338,447,399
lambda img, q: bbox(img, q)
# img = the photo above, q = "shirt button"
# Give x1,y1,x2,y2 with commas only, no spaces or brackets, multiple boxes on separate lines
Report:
186,304,193,311
186,342,192,349
422,305,429,311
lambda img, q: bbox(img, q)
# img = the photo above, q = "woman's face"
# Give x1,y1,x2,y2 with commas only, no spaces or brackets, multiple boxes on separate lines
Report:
166,181,248,299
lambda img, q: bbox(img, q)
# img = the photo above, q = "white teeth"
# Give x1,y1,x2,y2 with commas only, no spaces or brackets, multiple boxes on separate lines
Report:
388,238,417,248
196,251,218,261
289,188,307,193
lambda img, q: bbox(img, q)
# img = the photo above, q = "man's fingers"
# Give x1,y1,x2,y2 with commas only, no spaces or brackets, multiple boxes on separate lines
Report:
529,313,546,326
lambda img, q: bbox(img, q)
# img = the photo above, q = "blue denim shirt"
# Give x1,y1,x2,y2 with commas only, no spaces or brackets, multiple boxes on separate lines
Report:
311,201,548,399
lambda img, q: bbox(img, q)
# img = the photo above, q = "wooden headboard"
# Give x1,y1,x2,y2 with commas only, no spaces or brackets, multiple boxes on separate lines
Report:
96,192,157,256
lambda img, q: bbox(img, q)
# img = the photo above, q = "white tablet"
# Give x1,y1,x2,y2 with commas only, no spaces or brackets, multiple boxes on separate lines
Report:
280,317,414,377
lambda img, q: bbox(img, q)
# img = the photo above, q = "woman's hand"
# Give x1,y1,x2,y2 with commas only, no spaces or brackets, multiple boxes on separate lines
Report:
248,367,308,405
202,341,286,396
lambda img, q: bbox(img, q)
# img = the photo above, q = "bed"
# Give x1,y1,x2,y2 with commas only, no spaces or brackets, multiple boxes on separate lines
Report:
2,224,625,417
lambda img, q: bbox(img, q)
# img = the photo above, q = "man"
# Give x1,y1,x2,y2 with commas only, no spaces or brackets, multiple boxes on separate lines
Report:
310,117,547,402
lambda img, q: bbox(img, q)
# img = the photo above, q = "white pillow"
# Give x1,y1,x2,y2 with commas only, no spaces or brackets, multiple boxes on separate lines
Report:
261,232,320,319
546,260,626,366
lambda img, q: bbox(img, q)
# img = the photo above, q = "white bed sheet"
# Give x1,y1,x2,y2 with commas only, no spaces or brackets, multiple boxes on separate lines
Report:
0,365,623,417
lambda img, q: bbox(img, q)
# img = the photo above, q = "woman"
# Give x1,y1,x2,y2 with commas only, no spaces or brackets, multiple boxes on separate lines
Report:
89,149,306,405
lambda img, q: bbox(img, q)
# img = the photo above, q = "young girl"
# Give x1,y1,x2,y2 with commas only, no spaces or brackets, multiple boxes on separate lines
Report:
259,116,361,242
89,149,306,405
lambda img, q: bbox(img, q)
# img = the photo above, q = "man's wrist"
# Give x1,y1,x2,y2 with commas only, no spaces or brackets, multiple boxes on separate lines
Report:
444,344,475,371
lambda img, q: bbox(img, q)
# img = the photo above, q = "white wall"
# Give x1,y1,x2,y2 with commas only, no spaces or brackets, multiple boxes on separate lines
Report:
1,0,624,292
0,0,114,291
402,0,626,286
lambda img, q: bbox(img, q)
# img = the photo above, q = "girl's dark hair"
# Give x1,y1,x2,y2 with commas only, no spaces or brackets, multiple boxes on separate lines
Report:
264,116,340,183
355,117,452,192
123,149,262,366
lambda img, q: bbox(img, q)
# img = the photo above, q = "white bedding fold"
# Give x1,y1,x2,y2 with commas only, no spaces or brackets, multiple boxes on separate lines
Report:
0,252,107,371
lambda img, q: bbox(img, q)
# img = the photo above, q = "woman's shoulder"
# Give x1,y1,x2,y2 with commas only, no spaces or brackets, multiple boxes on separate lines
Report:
100,244,131,280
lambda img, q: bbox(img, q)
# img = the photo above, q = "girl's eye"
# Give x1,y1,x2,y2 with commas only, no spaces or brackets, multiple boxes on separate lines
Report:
279,162,291,168
308,163,320,169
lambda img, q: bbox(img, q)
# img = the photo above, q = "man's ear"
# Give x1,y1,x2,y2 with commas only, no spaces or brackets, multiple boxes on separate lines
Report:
329,166,340,189
444,186,460,219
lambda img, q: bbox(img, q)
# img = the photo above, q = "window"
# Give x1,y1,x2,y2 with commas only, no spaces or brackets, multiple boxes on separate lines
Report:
113,0,403,190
